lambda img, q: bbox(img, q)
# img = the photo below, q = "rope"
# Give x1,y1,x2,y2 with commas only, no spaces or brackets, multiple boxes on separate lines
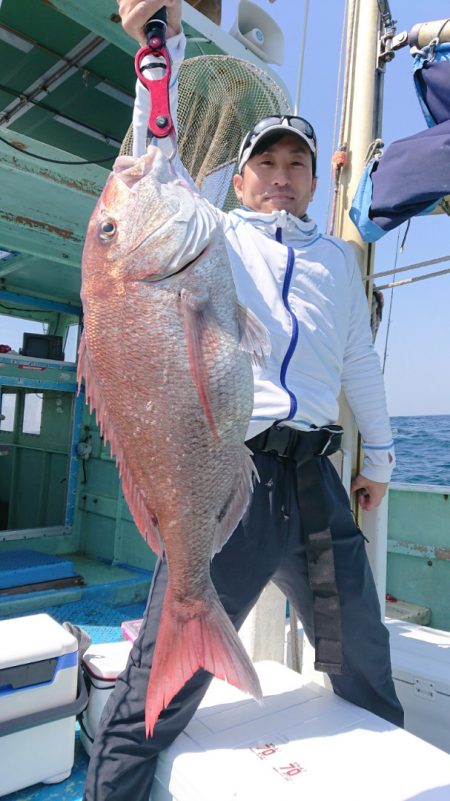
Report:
328,0,358,235
433,18,450,44
382,227,401,374
328,146,348,235
376,0,396,32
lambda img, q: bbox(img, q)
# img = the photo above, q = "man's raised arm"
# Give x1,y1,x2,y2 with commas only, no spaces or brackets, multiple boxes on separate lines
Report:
118,0,182,44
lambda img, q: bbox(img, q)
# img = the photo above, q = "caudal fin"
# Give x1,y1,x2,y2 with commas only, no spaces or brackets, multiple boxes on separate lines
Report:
145,586,262,736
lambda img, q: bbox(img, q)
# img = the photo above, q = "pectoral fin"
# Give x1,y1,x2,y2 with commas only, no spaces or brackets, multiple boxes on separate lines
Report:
180,288,218,438
237,304,271,366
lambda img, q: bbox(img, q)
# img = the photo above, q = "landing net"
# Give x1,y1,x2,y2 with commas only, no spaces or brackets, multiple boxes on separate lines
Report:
121,55,291,211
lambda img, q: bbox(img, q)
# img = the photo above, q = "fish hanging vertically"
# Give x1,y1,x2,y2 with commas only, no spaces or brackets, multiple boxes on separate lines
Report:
78,146,270,735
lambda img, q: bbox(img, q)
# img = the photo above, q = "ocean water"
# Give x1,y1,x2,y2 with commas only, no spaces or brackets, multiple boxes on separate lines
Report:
390,415,450,487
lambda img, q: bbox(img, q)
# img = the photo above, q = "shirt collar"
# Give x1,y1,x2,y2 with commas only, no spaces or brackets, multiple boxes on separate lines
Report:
230,206,319,242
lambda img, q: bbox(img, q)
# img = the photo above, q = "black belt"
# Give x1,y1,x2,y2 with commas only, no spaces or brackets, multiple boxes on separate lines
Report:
246,423,344,674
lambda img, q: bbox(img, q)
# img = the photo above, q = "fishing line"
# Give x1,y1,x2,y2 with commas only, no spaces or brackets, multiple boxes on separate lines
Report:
0,134,114,165
382,226,402,374
0,301,51,316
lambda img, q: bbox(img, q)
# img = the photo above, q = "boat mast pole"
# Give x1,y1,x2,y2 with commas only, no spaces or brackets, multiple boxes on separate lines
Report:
334,0,389,606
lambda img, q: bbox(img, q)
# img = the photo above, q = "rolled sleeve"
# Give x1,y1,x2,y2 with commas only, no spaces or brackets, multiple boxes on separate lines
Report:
361,440,396,483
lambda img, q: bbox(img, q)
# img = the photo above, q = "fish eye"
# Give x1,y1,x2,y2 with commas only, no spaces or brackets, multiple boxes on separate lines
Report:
99,219,116,240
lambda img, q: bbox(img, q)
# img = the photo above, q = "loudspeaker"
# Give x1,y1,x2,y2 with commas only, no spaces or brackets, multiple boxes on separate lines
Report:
230,0,284,65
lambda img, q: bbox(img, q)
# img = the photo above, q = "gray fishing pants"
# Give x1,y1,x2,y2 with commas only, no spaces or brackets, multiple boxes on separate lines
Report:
83,450,403,801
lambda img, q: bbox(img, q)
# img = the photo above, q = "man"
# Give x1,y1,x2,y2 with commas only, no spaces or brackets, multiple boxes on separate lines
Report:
83,3,402,799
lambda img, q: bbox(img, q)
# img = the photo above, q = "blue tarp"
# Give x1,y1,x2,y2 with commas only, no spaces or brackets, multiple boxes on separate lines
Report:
350,41,450,242
413,42,450,126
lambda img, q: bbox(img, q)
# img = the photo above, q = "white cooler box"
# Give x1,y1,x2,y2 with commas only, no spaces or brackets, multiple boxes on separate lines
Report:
80,640,132,755
386,617,450,753
149,660,450,801
78,625,305,754
0,613,85,797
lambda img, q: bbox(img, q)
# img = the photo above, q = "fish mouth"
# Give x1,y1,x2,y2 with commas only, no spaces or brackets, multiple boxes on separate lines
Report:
136,245,208,285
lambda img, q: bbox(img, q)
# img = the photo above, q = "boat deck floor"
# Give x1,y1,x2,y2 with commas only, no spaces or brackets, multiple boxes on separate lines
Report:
0,553,152,618
0,556,150,801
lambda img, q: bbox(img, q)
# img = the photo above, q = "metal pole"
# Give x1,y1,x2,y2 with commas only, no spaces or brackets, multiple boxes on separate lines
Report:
334,0,382,257
333,0,389,607
293,0,310,114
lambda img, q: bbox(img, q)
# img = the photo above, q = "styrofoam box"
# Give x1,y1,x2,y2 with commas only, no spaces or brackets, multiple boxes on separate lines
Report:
79,624,305,753
386,617,450,753
286,615,450,755
0,613,78,797
80,623,305,753
80,640,132,755
121,618,143,642
149,660,450,801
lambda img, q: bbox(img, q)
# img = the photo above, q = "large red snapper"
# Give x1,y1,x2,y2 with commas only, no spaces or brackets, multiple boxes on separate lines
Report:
78,146,270,736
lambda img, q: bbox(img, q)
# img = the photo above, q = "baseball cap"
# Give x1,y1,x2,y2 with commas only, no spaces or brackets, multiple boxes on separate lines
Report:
238,115,317,174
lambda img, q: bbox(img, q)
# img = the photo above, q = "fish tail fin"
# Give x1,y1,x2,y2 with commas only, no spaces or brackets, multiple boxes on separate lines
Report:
145,586,262,736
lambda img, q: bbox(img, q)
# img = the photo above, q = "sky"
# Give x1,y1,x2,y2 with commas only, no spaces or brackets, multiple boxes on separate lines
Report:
1,0,449,416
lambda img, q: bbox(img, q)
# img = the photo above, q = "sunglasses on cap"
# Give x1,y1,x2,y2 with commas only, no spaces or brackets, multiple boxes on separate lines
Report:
238,115,317,172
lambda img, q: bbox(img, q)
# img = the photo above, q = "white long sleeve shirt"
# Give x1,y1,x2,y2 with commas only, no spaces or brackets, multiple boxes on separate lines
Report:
132,34,395,483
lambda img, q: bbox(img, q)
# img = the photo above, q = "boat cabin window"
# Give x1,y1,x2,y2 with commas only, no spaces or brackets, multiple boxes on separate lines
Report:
64,323,80,363
0,315,47,353
22,392,43,436
0,392,16,432
0,302,82,536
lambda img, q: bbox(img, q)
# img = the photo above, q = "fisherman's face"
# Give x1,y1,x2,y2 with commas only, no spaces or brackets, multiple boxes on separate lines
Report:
233,134,317,218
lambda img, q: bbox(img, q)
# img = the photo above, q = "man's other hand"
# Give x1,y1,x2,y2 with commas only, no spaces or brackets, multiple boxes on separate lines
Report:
118,0,182,44
351,474,388,511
